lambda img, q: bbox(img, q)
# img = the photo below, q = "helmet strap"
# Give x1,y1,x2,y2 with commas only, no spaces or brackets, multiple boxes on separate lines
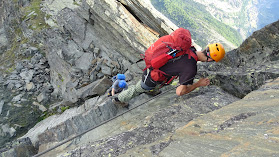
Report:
202,48,211,62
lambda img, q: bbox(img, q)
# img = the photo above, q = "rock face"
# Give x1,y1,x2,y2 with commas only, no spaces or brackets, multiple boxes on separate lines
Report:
39,0,178,103
0,0,278,157
51,78,279,157
23,85,239,157
0,0,179,152
198,21,279,98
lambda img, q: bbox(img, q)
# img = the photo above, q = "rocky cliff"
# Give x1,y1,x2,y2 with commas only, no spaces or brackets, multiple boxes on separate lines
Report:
0,0,278,157
0,0,178,153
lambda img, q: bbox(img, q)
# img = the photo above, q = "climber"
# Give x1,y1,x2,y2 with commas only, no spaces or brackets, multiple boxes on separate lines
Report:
112,28,225,108
108,74,128,97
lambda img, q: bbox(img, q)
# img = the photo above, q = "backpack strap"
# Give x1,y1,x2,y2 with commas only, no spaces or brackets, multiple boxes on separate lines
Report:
159,76,178,88
155,47,197,88
136,54,145,64
188,46,198,61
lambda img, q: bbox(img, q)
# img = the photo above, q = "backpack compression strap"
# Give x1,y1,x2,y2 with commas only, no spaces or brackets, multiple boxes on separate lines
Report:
188,46,198,61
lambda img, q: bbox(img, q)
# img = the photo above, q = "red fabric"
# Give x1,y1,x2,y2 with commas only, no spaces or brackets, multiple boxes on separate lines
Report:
143,28,197,82
150,69,167,82
151,53,173,69
170,28,192,50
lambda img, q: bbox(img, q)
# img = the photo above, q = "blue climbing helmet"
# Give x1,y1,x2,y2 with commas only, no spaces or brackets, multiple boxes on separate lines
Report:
117,74,126,80
118,80,127,88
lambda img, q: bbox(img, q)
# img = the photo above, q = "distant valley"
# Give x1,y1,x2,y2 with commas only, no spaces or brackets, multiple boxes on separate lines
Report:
257,0,279,29
151,0,279,51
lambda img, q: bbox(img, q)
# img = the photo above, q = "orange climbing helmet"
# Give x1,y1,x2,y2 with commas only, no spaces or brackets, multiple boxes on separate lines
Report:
207,43,225,62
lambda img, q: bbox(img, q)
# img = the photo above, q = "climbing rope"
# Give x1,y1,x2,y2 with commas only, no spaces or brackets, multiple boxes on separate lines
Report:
33,77,196,157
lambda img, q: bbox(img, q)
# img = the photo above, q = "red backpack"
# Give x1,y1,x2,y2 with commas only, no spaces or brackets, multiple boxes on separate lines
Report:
141,28,198,83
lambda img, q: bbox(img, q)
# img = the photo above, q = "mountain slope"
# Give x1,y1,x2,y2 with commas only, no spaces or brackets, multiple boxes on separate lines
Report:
150,0,243,50
0,0,278,156
151,0,279,51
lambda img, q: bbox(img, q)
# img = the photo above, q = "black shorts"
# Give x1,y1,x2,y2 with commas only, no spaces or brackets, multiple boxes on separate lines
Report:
141,69,174,90
141,69,157,88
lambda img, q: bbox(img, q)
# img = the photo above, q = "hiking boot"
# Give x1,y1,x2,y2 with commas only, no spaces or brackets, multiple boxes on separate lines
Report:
145,89,162,96
112,98,129,108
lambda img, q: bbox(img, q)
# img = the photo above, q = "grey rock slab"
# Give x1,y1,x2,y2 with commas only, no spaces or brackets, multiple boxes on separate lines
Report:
57,8,86,44
57,79,279,157
20,103,92,146
19,70,34,83
76,77,112,99
1,124,16,137
0,137,36,157
158,78,279,157
11,94,23,102
75,52,94,71
0,100,3,114
47,85,239,157
26,82,35,91
0,27,8,47
32,102,47,112
62,40,84,61
100,65,112,76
